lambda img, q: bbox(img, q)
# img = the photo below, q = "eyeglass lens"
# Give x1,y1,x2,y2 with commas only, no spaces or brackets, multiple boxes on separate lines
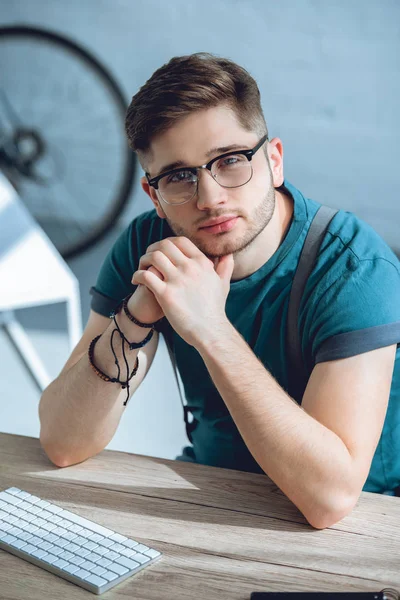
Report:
158,153,253,204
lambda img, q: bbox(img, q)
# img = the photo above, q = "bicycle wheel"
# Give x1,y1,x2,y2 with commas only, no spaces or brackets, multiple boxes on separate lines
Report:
0,25,136,259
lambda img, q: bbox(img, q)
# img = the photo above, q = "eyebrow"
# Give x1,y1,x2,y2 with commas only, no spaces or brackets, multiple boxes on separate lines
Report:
155,143,249,177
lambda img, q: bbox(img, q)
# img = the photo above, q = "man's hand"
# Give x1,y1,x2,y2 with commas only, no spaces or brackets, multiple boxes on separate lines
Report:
128,265,165,324
131,237,234,347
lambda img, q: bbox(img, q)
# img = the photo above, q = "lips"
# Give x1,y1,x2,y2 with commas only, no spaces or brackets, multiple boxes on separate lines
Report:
199,215,238,229
199,216,239,234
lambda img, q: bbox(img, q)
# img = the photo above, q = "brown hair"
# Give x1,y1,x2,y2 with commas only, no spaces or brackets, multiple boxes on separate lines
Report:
125,52,268,166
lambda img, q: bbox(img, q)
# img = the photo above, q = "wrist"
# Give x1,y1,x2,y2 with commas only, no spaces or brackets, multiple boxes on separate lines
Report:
116,309,153,343
193,317,233,355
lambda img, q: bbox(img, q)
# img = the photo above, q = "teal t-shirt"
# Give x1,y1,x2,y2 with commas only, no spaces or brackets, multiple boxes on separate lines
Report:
90,180,400,494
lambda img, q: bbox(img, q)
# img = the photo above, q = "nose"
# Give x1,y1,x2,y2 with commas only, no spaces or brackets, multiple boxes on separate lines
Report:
195,168,228,210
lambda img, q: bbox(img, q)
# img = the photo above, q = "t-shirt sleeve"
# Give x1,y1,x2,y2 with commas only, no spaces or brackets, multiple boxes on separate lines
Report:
89,210,173,328
90,220,137,317
306,256,400,365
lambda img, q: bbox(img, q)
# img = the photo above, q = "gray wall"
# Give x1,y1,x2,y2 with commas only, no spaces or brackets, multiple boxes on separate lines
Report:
1,0,399,460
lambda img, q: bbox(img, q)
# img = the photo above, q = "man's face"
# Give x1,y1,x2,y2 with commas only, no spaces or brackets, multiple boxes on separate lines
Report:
141,105,283,259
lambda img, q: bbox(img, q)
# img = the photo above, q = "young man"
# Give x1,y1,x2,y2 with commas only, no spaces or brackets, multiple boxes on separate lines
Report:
39,53,400,529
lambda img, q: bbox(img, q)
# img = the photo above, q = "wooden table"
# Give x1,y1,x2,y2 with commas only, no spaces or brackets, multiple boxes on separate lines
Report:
0,432,399,599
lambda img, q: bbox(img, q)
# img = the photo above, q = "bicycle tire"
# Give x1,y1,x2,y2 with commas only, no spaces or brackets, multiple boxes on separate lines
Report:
0,24,136,260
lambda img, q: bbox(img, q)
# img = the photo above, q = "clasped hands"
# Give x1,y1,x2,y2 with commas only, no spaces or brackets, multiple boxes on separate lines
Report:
132,237,234,348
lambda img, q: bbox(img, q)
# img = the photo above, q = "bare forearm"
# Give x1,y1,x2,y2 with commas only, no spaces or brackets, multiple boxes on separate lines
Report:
39,316,153,467
196,322,356,528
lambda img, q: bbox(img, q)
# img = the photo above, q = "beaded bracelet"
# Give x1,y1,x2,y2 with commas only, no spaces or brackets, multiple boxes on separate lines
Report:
112,314,154,349
120,293,164,329
88,334,139,405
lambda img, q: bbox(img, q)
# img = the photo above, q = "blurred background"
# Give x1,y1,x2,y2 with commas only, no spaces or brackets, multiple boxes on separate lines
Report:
0,0,399,460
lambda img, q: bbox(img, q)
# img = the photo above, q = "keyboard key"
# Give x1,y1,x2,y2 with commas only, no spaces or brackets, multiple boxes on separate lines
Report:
53,559,68,569
21,544,36,554
47,515,62,524
63,563,80,575
43,533,58,543
30,548,48,559
6,488,21,495
96,557,112,568
73,535,87,546
109,533,127,543
22,521,39,530
133,553,151,565
85,574,108,586
52,538,70,548
46,505,63,514
108,542,126,553
70,555,85,566
48,546,63,556
91,565,106,577
0,492,23,506
15,491,31,499
63,543,80,553
92,546,109,557
82,541,99,551
144,548,161,559
59,551,74,561
10,539,27,550
86,552,103,563
37,541,53,551
103,550,119,561
74,569,91,580
107,563,128,576
26,495,41,504
87,533,103,543
27,505,42,515
102,570,118,582
119,547,137,558
116,555,140,570
134,543,149,553
97,537,115,548
62,531,78,542
42,554,60,565
80,560,98,573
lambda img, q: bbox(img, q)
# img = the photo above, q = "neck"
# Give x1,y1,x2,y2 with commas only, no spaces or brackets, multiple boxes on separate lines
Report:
231,189,294,281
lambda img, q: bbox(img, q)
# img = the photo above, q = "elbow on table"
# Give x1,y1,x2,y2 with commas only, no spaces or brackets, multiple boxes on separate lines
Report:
40,436,87,469
304,493,359,530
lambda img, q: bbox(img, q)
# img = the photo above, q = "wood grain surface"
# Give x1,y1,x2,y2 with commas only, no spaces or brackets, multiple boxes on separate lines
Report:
0,432,399,599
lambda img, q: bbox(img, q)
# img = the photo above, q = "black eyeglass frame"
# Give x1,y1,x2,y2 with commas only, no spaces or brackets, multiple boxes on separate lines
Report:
145,133,269,197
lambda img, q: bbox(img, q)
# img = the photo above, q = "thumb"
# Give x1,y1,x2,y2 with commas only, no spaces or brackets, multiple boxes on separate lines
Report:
215,254,234,281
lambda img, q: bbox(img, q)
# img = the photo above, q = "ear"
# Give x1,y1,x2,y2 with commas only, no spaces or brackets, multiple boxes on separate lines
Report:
140,176,166,220
267,137,284,188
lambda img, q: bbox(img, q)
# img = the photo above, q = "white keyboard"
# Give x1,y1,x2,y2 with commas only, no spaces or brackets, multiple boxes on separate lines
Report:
0,487,162,595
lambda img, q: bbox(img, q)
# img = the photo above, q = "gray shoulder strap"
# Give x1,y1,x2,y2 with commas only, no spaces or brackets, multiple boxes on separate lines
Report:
287,205,339,398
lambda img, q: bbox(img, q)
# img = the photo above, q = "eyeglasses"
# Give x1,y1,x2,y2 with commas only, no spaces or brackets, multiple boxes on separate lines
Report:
146,133,268,206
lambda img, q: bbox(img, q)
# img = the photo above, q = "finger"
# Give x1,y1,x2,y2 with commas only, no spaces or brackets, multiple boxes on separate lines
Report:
131,265,163,285
215,254,235,281
145,238,188,267
138,250,177,280
133,269,166,296
147,236,203,260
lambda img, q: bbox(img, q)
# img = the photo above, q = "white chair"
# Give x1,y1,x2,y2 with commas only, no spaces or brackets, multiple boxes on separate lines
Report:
0,172,82,390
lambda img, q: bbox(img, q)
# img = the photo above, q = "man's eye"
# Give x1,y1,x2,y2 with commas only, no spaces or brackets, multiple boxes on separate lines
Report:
167,170,194,184
218,154,246,168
